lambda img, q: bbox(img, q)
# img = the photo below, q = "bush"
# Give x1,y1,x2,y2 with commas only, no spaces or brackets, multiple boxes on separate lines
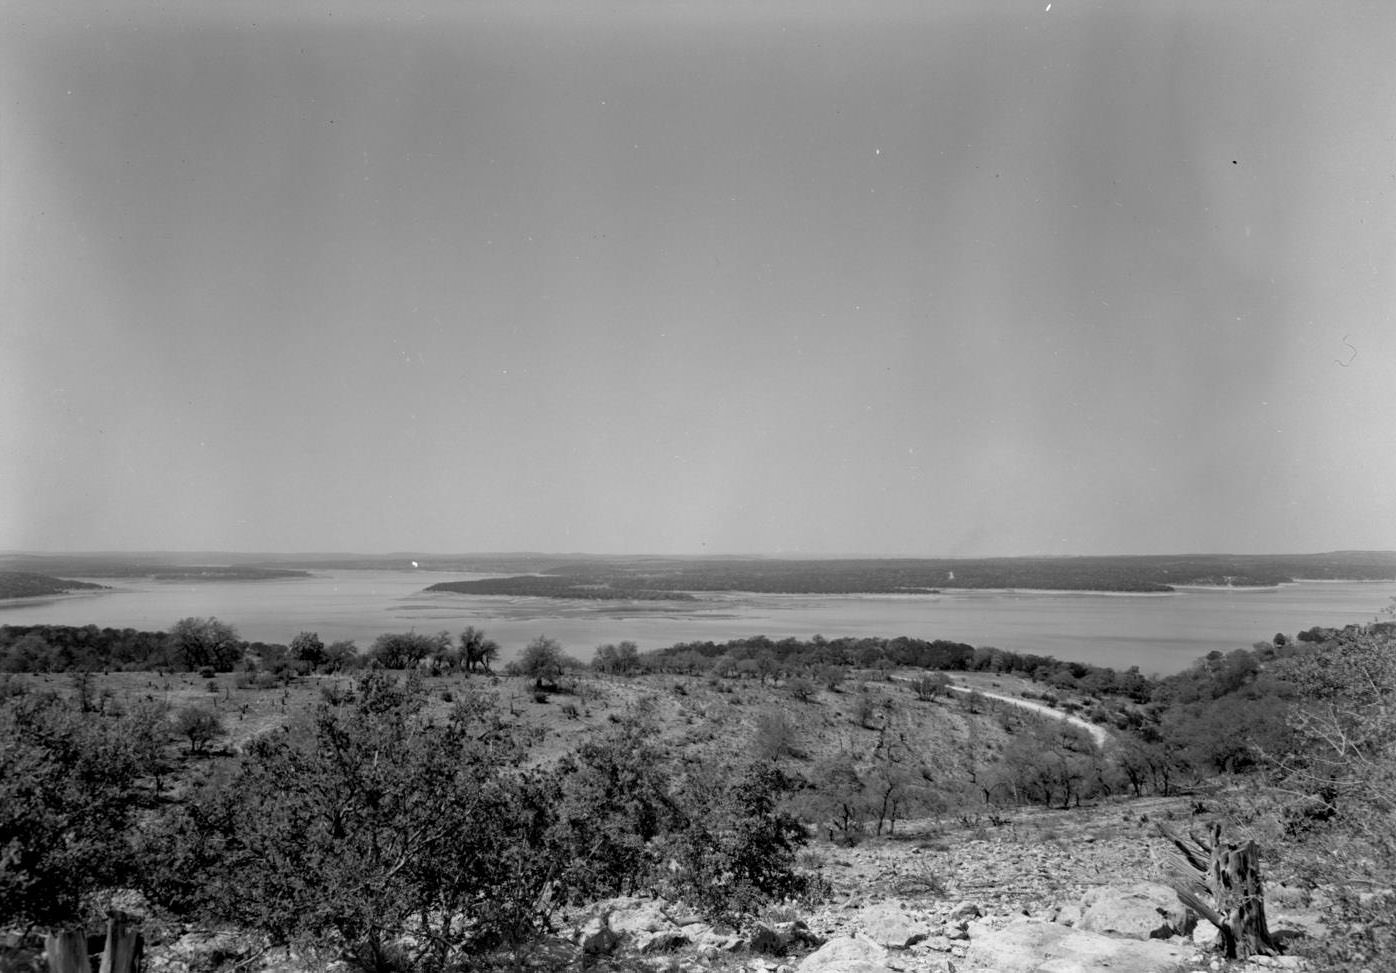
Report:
660,763,817,920
0,692,143,928
172,705,225,754
147,674,559,971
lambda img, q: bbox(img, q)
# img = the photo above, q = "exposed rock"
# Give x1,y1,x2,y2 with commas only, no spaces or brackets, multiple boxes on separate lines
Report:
1054,901,1083,927
948,900,983,922
577,915,620,956
796,934,896,973
1266,884,1309,909
1077,882,1193,940
606,898,672,937
961,917,1193,973
692,925,745,954
854,902,930,948
1191,920,1221,949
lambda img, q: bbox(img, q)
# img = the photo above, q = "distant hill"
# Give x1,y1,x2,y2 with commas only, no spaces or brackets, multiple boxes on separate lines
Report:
0,555,310,582
0,572,109,600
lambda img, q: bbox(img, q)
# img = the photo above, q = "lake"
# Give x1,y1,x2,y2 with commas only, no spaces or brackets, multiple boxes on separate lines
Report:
3,571,1393,675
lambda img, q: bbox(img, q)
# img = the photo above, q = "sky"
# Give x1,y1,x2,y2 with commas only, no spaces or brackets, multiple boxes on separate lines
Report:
3,0,1395,557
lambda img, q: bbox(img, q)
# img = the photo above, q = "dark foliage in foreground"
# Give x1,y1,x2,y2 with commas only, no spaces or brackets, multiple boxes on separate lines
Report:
0,691,143,928
141,673,816,972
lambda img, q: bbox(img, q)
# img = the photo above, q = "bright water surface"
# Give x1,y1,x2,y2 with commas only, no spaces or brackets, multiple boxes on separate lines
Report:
3,572,1393,675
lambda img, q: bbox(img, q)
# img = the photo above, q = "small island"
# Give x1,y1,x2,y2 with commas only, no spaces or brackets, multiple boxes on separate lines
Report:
0,571,109,600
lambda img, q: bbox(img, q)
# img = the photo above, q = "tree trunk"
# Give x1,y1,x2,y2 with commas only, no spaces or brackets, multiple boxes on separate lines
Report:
44,929,88,973
99,916,143,973
1161,822,1280,960
1206,826,1278,959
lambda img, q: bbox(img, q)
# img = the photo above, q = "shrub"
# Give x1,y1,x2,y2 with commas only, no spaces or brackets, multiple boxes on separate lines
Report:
660,763,817,920
172,705,225,754
147,674,559,971
0,692,143,928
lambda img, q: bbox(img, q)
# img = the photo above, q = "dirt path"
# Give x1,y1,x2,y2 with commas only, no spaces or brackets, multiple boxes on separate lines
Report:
945,683,1111,747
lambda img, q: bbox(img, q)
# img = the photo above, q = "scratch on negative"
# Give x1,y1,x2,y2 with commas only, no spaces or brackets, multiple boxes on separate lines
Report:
1335,335,1357,367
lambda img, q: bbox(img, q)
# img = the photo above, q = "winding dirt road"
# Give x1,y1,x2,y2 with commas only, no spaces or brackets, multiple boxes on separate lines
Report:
944,683,1110,747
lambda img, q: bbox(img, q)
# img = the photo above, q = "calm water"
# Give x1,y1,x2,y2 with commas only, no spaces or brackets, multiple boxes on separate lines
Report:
3,571,1393,675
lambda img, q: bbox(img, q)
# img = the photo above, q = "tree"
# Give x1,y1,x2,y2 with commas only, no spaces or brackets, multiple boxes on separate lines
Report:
910,672,951,700
660,762,813,920
459,626,501,674
0,692,142,931
148,674,559,972
290,631,327,667
172,704,225,755
550,716,682,899
168,617,244,672
368,631,448,669
518,636,566,688
593,641,640,675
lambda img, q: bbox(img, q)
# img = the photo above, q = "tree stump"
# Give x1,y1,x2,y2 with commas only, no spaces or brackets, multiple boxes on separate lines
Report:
1160,821,1280,959
44,916,143,973
98,915,143,973
43,930,88,973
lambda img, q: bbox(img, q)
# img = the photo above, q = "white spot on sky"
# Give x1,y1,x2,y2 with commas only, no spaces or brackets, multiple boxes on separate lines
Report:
1045,3,1051,10
411,561,419,568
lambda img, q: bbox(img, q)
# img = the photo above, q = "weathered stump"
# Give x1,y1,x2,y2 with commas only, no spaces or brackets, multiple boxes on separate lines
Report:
98,915,143,973
1160,821,1280,959
43,930,88,973
44,916,143,973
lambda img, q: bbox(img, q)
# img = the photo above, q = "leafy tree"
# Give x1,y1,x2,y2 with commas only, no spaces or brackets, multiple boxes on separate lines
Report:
593,641,641,675
459,626,501,674
290,631,327,667
368,631,448,669
168,617,244,672
172,704,226,755
148,673,559,972
910,672,951,700
816,664,846,691
1,632,51,672
0,692,142,929
325,639,358,670
660,762,814,920
797,753,865,840
550,716,682,900
753,709,804,761
518,636,567,688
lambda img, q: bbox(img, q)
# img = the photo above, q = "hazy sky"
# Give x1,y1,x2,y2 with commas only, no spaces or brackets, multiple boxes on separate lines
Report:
4,0,1395,557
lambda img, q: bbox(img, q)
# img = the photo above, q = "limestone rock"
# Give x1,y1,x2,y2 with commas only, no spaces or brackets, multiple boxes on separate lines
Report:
948,900,983,922
606,898,672,937
854,902,930,948
577,915,620,956
796,934,896,973
961,917,1192,973
1077,882,1193,940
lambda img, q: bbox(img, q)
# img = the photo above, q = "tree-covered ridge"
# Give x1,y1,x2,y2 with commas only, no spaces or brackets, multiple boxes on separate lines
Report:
426,575,699,600
0,571,108,600
424,551,1396,599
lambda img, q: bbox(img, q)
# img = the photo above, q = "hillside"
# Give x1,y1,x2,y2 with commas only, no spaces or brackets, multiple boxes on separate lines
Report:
4,623,1389,973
